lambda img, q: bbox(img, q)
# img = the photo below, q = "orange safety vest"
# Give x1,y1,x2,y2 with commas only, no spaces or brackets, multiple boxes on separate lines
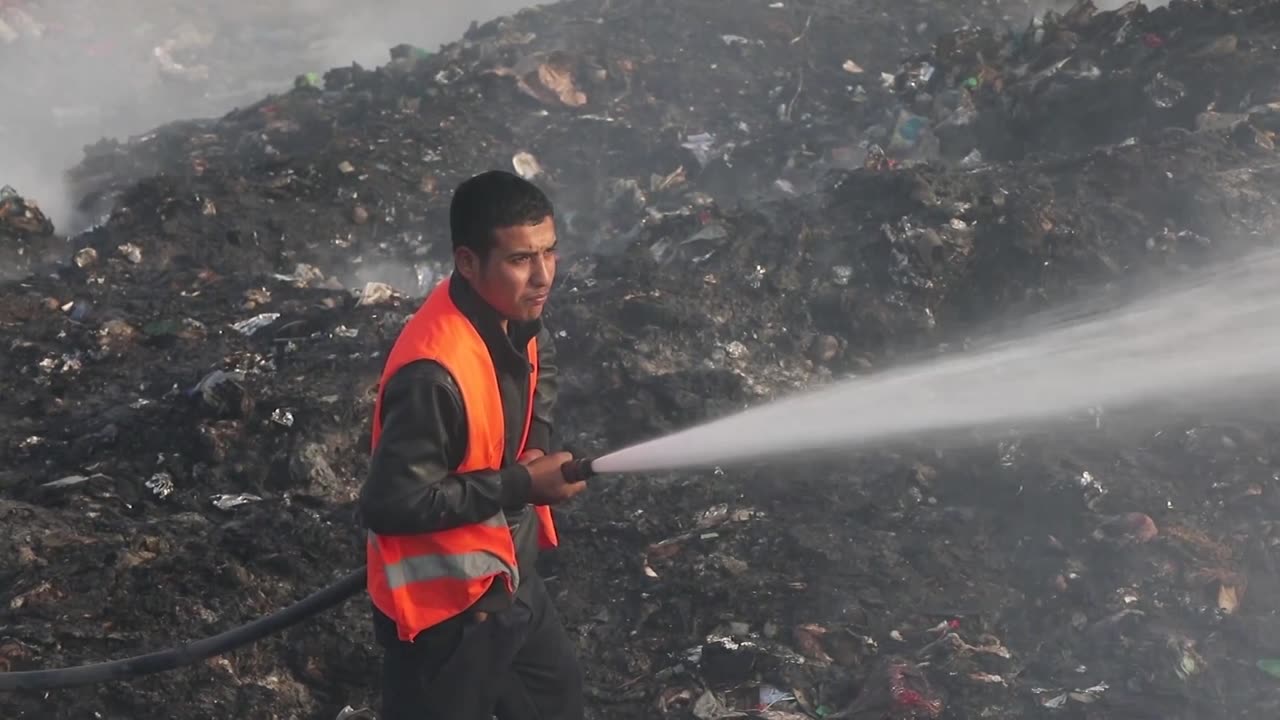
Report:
366,277,559,642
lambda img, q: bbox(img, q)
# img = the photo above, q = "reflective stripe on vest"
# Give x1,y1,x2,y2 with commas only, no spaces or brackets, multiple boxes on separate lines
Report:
370,518,520,590
365,277,557,642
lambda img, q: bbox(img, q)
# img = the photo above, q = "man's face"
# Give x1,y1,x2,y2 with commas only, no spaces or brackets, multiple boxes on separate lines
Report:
456,216,558,324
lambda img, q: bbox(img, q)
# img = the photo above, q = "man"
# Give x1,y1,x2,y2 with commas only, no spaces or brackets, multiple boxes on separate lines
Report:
359,170,587,720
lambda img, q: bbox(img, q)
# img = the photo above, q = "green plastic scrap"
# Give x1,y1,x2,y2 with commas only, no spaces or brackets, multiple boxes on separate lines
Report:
142,319,181,337
1257,659,1280,678
294,72,322,89
390,43,432,62
963,76,980,89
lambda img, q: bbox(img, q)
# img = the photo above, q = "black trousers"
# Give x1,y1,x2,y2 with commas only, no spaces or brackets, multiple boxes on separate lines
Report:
379,573,584,720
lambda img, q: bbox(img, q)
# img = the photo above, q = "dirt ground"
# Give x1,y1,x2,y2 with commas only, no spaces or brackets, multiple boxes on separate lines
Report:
5,0,1280,718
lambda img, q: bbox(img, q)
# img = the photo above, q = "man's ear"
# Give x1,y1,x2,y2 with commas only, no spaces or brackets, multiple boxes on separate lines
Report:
454,246,480,282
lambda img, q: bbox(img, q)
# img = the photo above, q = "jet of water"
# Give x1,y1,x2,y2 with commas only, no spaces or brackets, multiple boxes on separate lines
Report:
592,247,1280,474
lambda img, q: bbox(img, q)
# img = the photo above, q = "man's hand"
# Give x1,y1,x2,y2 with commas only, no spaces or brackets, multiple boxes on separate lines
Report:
524,451,587,505
518,449,545,465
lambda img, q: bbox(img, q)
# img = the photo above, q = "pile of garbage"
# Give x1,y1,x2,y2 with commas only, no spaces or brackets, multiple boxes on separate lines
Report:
4,0,1280,719
0,185,58,278
883,0,1280,163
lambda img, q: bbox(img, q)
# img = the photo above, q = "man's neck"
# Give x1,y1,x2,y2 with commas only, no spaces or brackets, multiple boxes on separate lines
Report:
451,272,513,336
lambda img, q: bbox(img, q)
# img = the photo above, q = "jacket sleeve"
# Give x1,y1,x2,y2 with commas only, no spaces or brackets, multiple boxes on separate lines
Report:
525,325,559,453
359,360,532,536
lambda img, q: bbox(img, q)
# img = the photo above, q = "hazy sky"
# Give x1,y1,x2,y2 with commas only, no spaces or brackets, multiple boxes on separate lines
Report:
0,0,536,228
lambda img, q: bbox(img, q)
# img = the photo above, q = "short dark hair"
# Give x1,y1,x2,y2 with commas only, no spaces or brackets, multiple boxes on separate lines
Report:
449,170,554,257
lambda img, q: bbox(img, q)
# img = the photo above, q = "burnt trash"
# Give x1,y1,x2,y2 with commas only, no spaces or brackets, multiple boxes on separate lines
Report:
0,186,54,238
190,370,254,420
4,0,1280,718
1092,512,1159,545
210,493,262,511
0,186,58,276
698,637,763,689
834,657,944,720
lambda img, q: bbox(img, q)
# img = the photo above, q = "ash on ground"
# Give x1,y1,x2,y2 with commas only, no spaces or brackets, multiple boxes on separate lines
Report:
4,0,1280,718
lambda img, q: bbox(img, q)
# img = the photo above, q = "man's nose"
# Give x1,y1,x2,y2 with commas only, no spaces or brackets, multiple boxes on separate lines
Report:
530,255,552,286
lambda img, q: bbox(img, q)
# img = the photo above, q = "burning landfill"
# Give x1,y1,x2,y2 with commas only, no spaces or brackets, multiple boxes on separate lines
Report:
5,0,1280,718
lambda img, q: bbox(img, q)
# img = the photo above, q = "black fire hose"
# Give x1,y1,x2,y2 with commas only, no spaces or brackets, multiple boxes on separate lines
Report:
0,458,600,693
560,457,595,483
0,568,365,692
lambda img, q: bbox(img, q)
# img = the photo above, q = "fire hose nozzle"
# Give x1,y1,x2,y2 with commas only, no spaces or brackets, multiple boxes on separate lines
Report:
561,457,596,483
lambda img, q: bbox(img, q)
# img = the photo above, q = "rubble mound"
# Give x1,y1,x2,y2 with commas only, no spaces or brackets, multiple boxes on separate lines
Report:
4,1,1280,719
907,0,1280,162
0,185,59,279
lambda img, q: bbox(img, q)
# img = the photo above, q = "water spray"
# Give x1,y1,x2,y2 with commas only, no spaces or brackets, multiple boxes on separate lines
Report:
559,452,663,480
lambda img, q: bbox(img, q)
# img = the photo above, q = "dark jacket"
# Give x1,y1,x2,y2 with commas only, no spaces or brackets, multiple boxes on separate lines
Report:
360,273,560,644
